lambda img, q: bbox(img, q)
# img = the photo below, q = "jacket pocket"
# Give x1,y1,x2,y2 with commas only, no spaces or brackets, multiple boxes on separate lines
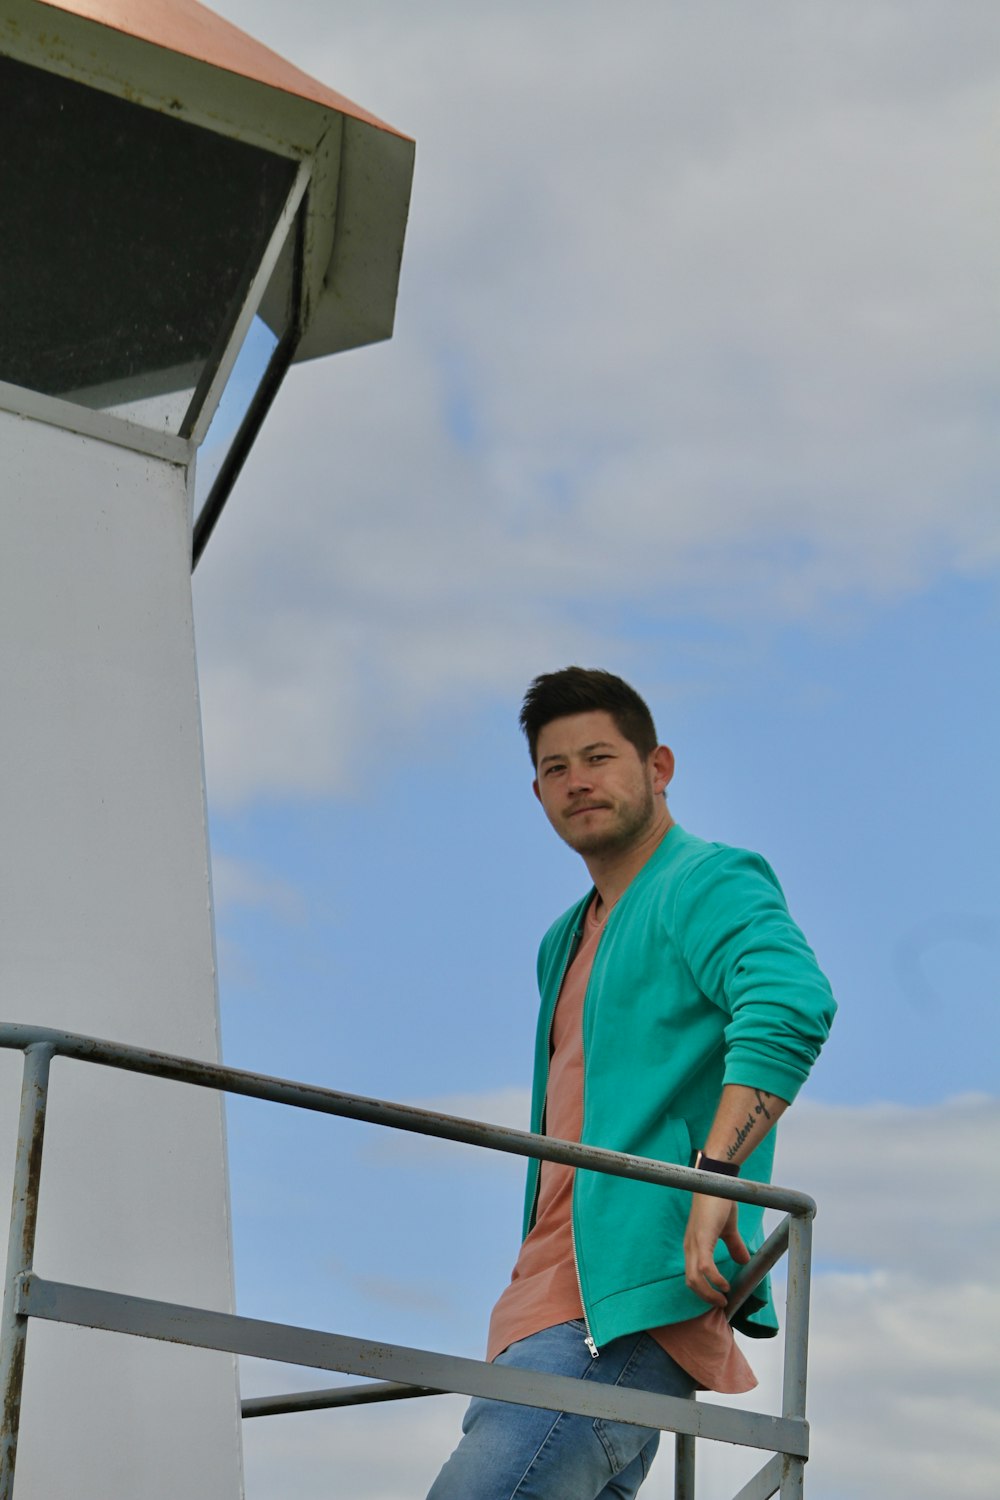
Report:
575,1116,694,1298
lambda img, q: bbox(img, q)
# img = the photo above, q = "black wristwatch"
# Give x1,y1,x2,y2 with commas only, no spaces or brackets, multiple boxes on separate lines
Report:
693,1149,740,1177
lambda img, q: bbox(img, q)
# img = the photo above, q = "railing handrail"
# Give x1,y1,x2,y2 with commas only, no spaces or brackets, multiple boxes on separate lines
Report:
0,1021,816,1500
0,1022,816,1217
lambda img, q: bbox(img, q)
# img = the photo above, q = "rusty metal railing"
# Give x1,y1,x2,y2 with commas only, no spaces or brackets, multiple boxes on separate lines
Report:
0,1023,815,1500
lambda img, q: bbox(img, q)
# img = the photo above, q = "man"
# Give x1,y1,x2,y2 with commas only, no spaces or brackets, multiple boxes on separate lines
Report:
428,668,836,1500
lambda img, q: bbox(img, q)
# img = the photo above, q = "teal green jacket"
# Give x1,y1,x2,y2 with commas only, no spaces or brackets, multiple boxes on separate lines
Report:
522,824,836,1345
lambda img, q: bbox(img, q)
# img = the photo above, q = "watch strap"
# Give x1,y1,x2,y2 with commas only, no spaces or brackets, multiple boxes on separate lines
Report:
694,1149,740,1177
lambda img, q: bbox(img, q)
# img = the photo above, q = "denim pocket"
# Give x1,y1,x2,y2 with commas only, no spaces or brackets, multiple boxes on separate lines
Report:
593,1414,659,1475
593,1333,693,1473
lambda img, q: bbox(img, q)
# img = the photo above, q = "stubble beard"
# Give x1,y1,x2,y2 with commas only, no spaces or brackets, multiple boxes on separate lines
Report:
561,782,657,858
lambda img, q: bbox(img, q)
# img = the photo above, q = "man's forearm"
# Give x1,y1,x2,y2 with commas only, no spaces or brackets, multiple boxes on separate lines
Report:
700,1084,790,1168
683,1084,791,1306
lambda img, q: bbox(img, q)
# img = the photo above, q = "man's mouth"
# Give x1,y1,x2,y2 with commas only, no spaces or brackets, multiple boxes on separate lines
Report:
568,803,610,817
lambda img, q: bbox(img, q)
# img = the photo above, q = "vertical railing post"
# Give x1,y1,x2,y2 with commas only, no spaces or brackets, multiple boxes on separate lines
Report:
675,1430,696,1500
0,1044,54,1500
779,1210,813,1499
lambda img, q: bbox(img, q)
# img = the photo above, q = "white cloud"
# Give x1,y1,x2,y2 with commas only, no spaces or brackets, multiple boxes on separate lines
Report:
775,1094,999,1280
801,1272,999,1500
413,1089,532,1132
360,1087,533,1171
690,1270,1000,1500
210,853,303,919
240,1391,468,1500
195,0,999,804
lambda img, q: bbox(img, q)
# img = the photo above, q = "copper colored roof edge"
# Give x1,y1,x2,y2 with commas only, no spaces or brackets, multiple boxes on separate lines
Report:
35,0,410,138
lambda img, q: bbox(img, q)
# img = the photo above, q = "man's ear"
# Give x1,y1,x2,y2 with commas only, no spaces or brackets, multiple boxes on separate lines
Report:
651,745,675,796
532,778,541,803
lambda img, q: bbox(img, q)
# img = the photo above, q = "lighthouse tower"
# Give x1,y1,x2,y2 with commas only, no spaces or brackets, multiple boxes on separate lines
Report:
0,2,412,1495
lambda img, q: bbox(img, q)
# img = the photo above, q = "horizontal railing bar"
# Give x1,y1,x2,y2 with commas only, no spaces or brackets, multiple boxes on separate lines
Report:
732,1453,784,1500
725,1217,791,1320
0,1025,815,1217
17,1276,808,1457
242,1380,442,1418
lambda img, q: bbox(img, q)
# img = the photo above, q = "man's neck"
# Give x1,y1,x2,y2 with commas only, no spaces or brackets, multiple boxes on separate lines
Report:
587,808,675,914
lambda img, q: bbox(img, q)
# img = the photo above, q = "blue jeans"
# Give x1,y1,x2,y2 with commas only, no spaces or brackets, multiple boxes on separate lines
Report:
426,1320,695,1500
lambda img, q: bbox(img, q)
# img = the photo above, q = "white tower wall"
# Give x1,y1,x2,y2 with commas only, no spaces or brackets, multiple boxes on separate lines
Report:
0,407,243,1498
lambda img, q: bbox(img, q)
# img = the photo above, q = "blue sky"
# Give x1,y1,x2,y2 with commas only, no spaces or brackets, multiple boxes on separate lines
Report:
194,4,999,1495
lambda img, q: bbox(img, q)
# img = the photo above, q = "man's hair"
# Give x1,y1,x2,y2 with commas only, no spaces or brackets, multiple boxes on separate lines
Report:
519,667,658,766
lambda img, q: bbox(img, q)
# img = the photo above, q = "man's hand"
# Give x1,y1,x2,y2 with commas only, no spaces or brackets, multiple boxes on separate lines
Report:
683,1192,751,1308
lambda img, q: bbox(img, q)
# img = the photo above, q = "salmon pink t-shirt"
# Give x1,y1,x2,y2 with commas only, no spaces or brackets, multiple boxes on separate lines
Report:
487,895,756,1394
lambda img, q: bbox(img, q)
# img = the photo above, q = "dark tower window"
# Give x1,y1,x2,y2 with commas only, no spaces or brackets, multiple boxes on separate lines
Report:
0,53,297,432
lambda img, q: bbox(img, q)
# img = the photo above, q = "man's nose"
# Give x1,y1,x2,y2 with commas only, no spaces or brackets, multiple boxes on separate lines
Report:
566,763,593,793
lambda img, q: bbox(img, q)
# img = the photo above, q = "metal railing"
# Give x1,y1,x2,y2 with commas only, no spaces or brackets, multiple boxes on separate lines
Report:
0,1023,815,1500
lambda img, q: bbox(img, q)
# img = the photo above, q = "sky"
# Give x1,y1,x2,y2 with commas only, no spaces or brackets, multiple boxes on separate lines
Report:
190,4,999,1497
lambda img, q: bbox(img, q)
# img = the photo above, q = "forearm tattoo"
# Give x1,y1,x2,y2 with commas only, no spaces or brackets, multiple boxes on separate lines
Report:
725,1090,775,1162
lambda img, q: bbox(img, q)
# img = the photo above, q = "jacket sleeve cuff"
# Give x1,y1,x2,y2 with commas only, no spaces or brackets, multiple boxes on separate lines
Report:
722,1055,808,1105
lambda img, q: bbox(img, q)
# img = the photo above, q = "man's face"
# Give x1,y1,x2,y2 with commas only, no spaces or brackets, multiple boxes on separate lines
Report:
533,710,670,858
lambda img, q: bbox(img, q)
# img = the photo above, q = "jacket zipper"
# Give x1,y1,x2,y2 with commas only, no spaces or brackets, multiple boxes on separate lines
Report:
571,1207,599,1357
571,910,599,1358
534,911,600,1359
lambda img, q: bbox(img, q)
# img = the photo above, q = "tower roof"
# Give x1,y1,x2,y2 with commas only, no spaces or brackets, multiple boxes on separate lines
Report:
5,0,415,364
37,0,406,136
